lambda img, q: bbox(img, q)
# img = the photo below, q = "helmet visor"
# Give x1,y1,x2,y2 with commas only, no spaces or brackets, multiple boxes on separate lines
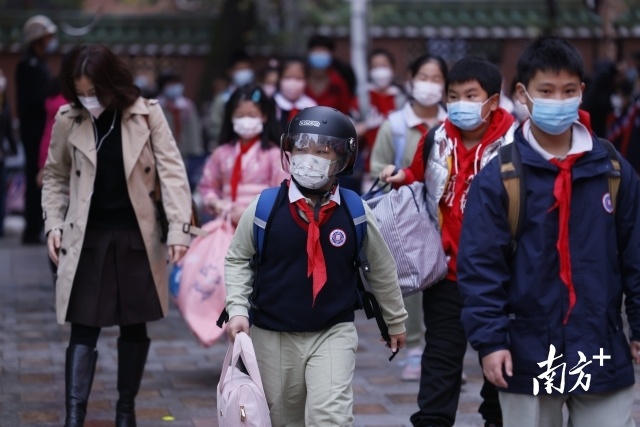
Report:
281,133,355,174
283,133,355,154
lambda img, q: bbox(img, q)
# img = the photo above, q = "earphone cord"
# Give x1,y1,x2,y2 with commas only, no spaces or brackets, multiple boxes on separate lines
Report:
50,111,117,232
92,110,117,152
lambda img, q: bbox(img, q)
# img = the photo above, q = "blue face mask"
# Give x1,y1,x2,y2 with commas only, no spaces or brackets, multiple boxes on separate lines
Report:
447,99,490,131
525,91,581,135
163,83,184,100
45,37,58,54
232,69,255,87
308,52,332,70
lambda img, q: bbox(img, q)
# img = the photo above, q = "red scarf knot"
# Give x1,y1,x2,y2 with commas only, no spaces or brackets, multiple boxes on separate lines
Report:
548,153,584,324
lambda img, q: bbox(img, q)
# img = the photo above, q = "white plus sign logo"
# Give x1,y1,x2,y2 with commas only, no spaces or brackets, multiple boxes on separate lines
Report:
592,348,611,366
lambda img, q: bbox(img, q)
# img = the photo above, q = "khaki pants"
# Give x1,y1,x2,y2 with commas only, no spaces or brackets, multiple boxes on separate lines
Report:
252,322,358,427
499,386,636,427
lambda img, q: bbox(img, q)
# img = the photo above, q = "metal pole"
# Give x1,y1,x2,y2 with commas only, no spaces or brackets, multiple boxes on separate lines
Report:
350,0,369,116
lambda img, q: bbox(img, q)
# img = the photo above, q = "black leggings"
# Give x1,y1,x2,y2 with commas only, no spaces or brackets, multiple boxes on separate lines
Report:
69,323,148,348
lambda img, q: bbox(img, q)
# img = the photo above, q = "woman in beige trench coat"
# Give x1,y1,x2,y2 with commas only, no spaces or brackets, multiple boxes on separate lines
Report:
41,44,192,427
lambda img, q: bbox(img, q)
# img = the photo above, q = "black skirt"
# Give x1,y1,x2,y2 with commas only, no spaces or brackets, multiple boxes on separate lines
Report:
66,228,163,327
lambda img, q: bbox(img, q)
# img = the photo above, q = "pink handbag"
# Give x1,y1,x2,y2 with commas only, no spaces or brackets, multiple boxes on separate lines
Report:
177,216,232,346
217,332,271,427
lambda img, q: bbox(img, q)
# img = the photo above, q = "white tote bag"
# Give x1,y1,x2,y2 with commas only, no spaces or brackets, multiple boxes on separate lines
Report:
217,332,272,427
364,181,448,296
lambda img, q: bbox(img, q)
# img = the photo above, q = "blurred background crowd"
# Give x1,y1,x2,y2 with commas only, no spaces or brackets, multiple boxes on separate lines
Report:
0,0,639,244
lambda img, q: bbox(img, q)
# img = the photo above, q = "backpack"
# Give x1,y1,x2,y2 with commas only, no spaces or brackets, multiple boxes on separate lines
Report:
499,138,621,252
217,184,395,349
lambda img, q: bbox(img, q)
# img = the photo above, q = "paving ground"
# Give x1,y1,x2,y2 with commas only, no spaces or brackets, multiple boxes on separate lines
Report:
1,217,639,427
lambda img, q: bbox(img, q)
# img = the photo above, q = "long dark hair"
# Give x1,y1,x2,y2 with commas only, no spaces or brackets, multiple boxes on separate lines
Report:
219,84,282,149
409,53,448,81
61,44,140,112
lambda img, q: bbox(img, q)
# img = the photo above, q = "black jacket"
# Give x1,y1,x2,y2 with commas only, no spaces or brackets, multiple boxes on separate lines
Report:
15,48,51,151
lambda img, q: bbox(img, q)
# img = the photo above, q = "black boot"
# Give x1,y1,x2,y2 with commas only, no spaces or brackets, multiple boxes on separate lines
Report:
65,345,98,427
115,339,150,427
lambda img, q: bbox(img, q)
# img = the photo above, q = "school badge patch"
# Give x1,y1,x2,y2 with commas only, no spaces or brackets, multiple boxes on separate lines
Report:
329,229,347,247
602,193,614,214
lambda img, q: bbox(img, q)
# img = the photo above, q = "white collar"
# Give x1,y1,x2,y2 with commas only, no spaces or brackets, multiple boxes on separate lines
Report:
523,120,593,161
402,102,447,128
288,180,341,206
274,93,317,111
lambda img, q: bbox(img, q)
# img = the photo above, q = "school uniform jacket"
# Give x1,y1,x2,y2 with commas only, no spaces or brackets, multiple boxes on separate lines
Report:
224,181,407,336
457,126,640,395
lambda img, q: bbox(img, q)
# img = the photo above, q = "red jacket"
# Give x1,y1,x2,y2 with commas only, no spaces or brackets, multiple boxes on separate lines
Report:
401,107,515,281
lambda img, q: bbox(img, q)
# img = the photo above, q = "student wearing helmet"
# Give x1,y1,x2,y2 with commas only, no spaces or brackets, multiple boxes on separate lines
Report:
16,14,57,244
224,106,407,426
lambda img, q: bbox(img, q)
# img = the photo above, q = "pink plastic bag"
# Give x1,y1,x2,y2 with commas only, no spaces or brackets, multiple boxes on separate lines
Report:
177,216,233,346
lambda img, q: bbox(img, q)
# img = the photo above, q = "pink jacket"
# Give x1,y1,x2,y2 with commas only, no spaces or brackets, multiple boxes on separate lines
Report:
39,94,67,169
198,141,288,215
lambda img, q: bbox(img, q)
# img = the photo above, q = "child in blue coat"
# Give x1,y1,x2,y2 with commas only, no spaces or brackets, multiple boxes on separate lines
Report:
458,37,640,427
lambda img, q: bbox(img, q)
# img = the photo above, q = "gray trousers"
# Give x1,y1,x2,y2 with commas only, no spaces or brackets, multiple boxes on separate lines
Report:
252,322,358,427
499,386,635,427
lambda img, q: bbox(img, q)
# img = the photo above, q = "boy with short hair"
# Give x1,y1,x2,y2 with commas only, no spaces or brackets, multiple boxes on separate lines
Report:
224,106,407,427
458,37,640,427
381,56,515,427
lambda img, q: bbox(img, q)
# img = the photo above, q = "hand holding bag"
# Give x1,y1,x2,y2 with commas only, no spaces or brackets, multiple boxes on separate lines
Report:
217,332,271,427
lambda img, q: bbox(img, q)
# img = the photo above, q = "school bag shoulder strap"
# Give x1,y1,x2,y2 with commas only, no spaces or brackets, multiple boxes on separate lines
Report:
253,185,282,263
338,187,367,251
499,142,526,254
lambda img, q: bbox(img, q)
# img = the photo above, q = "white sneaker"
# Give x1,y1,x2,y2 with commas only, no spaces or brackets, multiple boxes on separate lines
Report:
401,347,423,381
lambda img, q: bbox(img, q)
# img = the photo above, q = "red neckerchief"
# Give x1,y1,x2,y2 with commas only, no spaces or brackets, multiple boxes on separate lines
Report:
294,196,338,305
414,123,429,138
287,108,299,123
370,90,397,116
548,152,584,324
230,138,259,201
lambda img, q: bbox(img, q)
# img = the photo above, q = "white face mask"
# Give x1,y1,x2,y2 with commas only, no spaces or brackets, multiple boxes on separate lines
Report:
610,94,624,113
412,81,443,106
370,67,394,89
262,83,276,98
290,153,334,189
78,96,105,118
280,78,306,101
232,117,263,140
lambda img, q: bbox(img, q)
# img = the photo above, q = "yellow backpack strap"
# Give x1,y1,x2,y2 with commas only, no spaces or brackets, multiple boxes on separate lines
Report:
499,143,525,254
599,139,621,213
